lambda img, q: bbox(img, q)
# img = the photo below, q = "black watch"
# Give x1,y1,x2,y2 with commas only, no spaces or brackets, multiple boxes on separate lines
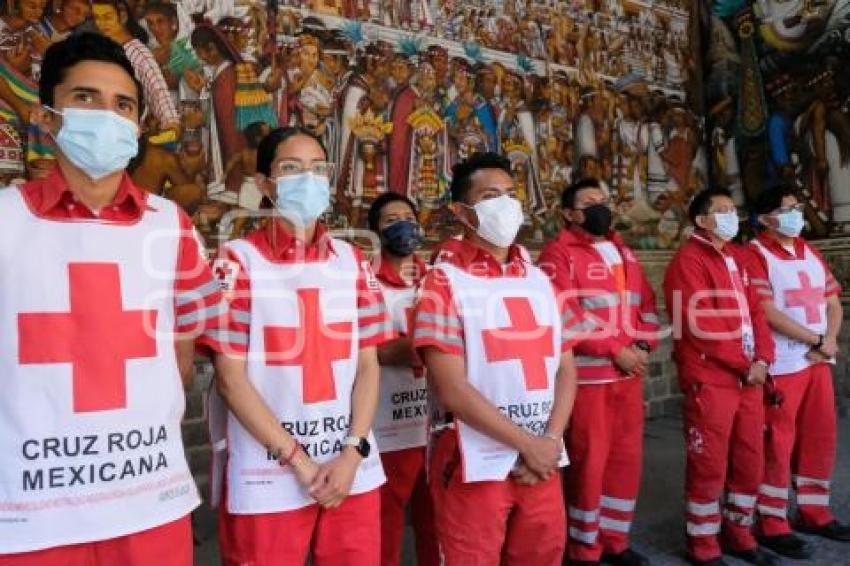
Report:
343,436,370,458
813,334,825,350
634,340,651,353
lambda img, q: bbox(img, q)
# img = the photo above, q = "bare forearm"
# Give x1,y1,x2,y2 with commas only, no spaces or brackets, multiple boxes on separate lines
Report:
214,354,299,455
175,339,196,390
765,302,818,345
546,352,578,437
424,349,530,452
826,297,843,341
350,347,380,438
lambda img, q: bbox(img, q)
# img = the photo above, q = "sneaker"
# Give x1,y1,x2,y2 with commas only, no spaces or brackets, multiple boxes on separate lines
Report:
601,548,650,566
726,547,779,566
796,519,850,542
758,533,814,559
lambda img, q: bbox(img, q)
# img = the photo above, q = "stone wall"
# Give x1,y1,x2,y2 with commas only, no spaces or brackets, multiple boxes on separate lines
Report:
181,238,850,495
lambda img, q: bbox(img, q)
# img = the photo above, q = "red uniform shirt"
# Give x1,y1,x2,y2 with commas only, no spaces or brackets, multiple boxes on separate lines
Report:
663,232,775,385
208,220,395,355
740,232,842,305
412,237,582,358
20,166,226,342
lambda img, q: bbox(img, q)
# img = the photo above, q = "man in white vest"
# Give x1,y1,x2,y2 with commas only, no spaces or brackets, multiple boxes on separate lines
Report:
742,186,850,560
413,152,581,565
0,33,226,565
208,127,394,565
367,192,438,566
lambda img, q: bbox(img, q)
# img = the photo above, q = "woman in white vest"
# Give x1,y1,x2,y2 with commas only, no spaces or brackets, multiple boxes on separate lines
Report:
412,152,581,565
366,192,438,566
0,33,226,565
208,127,393,565
743,186,849,560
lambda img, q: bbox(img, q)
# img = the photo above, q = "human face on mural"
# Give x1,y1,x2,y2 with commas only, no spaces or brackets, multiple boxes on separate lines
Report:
299,43,319,74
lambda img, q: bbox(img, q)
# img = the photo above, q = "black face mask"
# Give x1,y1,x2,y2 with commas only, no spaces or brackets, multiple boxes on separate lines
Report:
381,220,423,257
580,204,613,236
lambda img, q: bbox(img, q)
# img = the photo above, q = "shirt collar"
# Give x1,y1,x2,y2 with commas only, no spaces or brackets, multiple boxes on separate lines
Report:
374,251,428,288
32,165,149,217
257,219,336,262
436,236,529,277
563,225,623,247
756,230,804,259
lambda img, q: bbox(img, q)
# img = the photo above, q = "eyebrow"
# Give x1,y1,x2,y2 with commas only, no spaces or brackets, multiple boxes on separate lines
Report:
69,86,138,105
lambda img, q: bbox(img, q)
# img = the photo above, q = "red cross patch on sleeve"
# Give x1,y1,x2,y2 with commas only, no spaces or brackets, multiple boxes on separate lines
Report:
212,259,240,292
361,260,380,290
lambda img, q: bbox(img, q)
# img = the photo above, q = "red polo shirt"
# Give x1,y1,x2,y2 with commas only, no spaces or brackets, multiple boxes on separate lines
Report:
412,237,582,358
20,166,225,341
208,220,395,355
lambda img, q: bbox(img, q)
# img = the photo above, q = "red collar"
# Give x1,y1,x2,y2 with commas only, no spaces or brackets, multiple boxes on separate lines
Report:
245,219,336,263
756,231,805,259
559,225,624,248
433,237,529,277
21,166,149,220
374,252,428,288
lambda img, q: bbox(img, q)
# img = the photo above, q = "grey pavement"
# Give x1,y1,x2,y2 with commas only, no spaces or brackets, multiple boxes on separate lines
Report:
193,415,850,565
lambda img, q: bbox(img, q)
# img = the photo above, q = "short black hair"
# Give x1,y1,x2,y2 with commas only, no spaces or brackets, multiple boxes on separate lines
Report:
449,152,511,203
753,186,800,216
688,187,734,225
39,32,145,116
561,177,603,209
256,127,327,177
145,1,179,24
368,192,418,232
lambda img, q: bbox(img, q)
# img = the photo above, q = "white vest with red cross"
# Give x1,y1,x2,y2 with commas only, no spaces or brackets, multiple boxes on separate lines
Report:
751,239,828,376
438,261,567,483
374,282,428,453
222,238,385,514
0,188,199,553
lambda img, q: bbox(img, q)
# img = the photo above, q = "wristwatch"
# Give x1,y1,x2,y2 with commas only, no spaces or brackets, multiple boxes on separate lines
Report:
813,334,825,350
342,436,371,458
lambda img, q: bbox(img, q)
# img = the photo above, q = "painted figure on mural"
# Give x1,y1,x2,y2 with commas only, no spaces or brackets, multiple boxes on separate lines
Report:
191,23,244,196
444,58,497,165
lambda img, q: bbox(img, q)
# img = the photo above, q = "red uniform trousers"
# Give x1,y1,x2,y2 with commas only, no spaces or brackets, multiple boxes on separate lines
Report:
218,488,380,566
0,515,192,566
682,380,764,562
566,377,644,562
379,447,439,566
429,429,565,566
757,363,837,536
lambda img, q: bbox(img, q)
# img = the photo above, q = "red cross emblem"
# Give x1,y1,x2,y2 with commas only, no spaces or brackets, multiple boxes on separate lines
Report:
784,271,825,325
481,297,555,391
264,288,353,403
18,263,158,413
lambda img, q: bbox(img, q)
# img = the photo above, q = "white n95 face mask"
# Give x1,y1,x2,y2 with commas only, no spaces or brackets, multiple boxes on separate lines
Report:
471,194,525,248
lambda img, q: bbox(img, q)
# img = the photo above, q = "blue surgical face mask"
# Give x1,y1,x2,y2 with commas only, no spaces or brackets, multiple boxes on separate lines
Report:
49,107,139,180
776,209,804,238
274,172,330,225
712,211,739,241
381,219,423,257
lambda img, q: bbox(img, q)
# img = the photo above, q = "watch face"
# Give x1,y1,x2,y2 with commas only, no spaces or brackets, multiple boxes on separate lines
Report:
358,438,371,458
